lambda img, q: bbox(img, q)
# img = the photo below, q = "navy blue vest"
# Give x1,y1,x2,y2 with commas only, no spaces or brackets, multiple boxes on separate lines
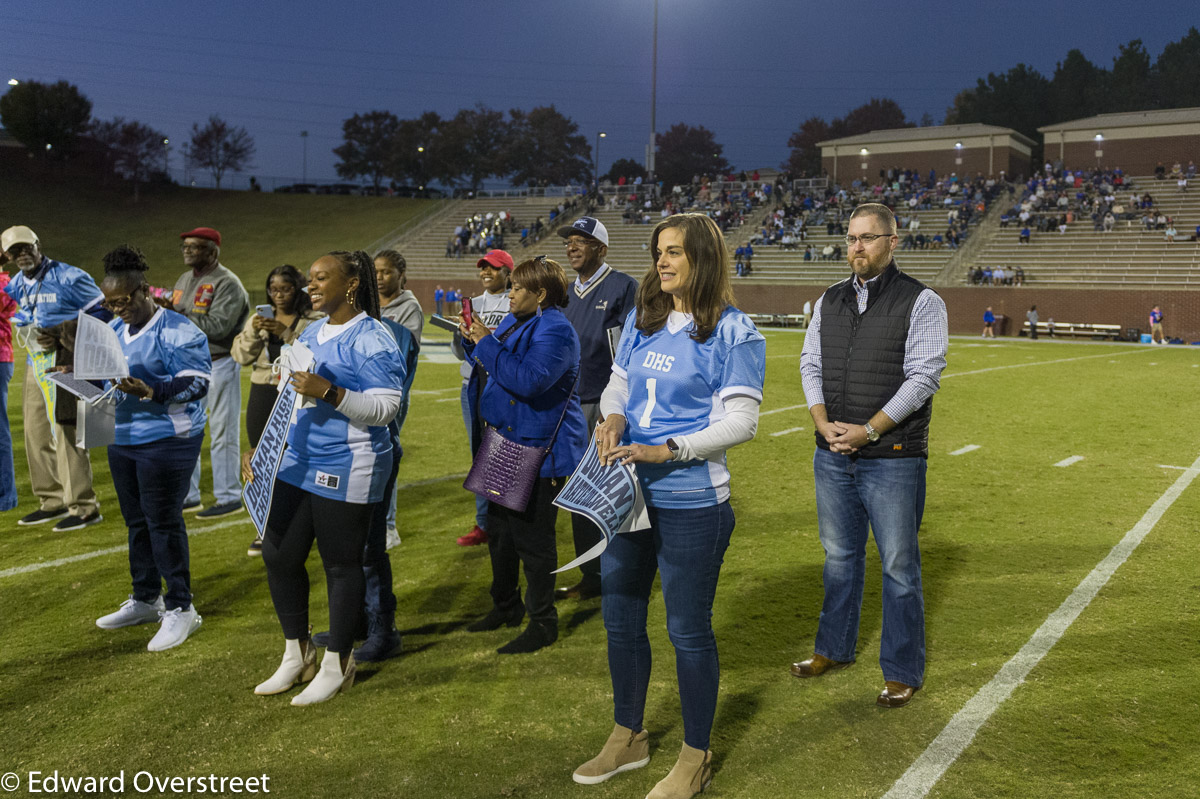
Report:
817,263,932,459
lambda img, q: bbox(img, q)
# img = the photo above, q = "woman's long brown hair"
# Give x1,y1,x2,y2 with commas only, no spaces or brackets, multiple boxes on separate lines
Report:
636,213,734,343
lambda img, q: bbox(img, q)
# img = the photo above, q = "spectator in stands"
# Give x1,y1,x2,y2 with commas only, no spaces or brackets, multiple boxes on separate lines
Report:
1149,305,1166,345
1154,163,1166,180
231,265,322,555
1013,266,1025,286
451,251,514,546
1019,226,1031,244
821,243,834,261
804,245,813,261
1103,212,1116,232
4,225,107,530
1165,224,1178,242
1026,305,1039,340
1046,318,1055,338
993,266,1006,286
169,227,251,520
982,307,995,338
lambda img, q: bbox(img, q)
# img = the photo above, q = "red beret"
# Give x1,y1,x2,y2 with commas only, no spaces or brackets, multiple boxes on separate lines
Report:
180,227,222,247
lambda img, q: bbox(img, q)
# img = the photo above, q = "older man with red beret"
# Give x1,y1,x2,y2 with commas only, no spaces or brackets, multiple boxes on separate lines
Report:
165,227,250,518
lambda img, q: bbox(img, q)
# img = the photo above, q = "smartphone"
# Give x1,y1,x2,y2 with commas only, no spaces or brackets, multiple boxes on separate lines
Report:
256,304,275,319
461,297,473,329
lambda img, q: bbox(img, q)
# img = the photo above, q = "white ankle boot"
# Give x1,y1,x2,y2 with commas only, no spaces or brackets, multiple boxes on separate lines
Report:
291,649,355,706
255,638,318,695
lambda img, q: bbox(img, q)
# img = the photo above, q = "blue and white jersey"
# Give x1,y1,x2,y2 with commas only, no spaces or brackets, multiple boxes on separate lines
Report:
277,313,405,504
5,258,104,333
112,308,211,445
614,306,766,509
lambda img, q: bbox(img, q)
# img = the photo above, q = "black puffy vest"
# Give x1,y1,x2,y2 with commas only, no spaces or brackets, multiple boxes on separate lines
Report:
817,263,932,459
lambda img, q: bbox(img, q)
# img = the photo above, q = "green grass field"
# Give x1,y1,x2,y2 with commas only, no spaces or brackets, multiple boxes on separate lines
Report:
0,178,431,300
1,331,1197,799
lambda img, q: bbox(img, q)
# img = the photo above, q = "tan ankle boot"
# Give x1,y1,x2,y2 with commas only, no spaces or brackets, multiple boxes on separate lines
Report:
572,723,650,785
645,743,712,799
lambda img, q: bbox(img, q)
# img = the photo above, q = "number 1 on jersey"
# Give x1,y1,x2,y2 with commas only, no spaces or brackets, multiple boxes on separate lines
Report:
639,378,657,428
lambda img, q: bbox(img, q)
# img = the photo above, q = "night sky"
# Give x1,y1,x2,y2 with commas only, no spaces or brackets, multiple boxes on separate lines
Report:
4,0,1195,188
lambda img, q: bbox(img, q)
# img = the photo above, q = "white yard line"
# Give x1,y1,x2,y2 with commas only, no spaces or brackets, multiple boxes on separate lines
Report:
883,452,1200,799
950,445,981,456
761,404,807,417
0,474,470,582
1158,464,1189,470
943,349,1147,379
1054,455,1085,467
770,426,805,437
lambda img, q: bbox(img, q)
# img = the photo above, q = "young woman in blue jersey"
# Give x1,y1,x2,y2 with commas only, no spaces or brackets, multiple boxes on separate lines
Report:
459,256,587,654
573,214,766,798
243,250,405,706
92,246,212,652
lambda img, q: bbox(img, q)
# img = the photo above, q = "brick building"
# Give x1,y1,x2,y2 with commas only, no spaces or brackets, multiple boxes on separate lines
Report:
1039,107,1200,174
818,124,1035,184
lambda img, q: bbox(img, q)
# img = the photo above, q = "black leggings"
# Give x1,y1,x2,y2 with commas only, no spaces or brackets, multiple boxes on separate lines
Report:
261,479,374,654
246,383,277,448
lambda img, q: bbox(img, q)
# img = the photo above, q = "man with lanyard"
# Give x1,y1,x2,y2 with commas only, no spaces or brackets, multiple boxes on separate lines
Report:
2,225,107,530
165,227,251,518
555,217,637,600
791,203,947,709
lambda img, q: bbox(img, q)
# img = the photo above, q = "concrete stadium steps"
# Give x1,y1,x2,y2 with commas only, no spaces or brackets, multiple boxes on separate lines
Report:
966,175,1200,288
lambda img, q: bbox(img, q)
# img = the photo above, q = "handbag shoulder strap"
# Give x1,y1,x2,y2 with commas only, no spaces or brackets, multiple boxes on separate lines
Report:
543,369,579,453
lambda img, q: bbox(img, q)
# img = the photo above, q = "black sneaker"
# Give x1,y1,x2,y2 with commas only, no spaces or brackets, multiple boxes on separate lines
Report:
18,507,69,526
196,500,244,519
467,604,525,633
52,511,103,531
247,538,263,557
497,620,558,655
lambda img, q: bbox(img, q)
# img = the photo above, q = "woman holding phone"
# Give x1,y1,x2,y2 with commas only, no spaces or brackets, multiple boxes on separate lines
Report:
232,264,323,555
572,214,765,798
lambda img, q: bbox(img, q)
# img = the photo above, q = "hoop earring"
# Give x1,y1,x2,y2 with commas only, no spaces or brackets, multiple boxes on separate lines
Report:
345,288,356,309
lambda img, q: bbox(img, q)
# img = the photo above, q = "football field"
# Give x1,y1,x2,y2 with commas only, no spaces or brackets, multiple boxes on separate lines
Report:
1,329,1196,798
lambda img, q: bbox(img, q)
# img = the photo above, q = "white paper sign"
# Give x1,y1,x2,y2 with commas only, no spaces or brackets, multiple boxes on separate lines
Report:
74,311,129,380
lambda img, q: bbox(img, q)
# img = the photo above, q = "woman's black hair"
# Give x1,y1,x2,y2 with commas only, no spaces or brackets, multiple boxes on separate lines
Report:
265,264,311,314
327,250,381,319
101,245,150,290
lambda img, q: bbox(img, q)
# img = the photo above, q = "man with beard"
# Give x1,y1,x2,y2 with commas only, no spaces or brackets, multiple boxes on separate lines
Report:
790,203,947,709
2,225,107,530
165,227,250,518
555,217,637,600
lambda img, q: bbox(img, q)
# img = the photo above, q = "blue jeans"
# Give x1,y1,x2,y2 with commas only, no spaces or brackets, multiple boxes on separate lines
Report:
0,361,16,511
109,435,204,611
460,381,487,529
812,447,927,687
187,356,242,506
601,502,734,751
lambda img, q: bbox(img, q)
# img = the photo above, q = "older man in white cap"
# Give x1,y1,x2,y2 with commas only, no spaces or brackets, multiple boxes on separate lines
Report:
555,216,638,600
2,225,105,530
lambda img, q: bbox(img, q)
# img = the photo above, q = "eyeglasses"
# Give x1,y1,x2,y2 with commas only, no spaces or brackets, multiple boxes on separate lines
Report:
101,287,143,313
180,243,209,253
845,233,894,245
267,285,296,296
563,237,593,249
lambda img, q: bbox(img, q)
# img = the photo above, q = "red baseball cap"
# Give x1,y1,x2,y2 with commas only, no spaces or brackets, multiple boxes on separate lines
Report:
180,227,222,247
477,249,514,271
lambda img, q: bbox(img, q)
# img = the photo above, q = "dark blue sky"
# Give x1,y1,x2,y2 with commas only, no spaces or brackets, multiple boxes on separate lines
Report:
4,0,1195,188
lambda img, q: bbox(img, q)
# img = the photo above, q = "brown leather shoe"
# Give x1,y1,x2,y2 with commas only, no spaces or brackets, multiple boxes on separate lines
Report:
554,581,601,601
876,680,919,708
790,653,854,678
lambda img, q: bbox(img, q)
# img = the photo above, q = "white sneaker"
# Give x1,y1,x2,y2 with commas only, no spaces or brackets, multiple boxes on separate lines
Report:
96,595,164,629
385,528,401,550
147,604,202,651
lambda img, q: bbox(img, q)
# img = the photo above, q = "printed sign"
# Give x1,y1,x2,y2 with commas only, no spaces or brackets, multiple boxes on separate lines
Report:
74,311,130,380
552,431,651,573
243,381,298,537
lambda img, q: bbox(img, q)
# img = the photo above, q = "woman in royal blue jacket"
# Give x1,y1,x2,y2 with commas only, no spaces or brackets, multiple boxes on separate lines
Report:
460,256,587,654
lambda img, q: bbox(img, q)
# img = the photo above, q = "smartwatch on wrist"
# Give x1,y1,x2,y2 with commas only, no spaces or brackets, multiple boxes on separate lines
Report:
666,438,680,460
322,385,339,405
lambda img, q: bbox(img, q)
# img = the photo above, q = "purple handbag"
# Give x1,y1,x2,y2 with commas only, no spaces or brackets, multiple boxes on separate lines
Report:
463,376,577,513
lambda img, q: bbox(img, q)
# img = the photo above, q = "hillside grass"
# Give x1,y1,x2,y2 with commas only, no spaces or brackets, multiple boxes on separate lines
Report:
1,333,1197,797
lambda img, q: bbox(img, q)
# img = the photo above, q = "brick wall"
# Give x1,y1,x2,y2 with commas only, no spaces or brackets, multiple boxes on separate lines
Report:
822,147,1032,183
406,279,1200,343
1051,134,1200,175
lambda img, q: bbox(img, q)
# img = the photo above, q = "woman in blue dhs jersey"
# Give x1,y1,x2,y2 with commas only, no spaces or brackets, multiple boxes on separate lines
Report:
243,250,404,706
573,214,766,798
92,246,211,652
459,256,586,654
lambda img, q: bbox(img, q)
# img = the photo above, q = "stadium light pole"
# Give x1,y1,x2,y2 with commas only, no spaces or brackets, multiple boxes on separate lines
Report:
300,131,309,182
1093,133,1103,169
595,131,607,187
162,138,170,180
647,0,657,184
7,79,18,86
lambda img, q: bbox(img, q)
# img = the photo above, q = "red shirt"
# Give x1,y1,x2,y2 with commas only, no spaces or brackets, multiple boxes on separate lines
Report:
0,272,16,363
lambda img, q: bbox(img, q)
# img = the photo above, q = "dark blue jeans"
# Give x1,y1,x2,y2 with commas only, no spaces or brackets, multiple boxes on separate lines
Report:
0,361,15,511
108,435,204,611
601,501,734,751
812,447,927,687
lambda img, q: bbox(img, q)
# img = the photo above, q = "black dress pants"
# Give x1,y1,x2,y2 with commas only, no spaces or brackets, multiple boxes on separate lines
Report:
485,477,562,624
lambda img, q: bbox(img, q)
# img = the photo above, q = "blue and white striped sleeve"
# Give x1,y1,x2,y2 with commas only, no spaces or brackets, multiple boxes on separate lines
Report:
880,289,948,424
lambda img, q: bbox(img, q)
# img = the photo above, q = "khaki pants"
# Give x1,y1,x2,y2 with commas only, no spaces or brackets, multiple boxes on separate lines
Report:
22,363,98,516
